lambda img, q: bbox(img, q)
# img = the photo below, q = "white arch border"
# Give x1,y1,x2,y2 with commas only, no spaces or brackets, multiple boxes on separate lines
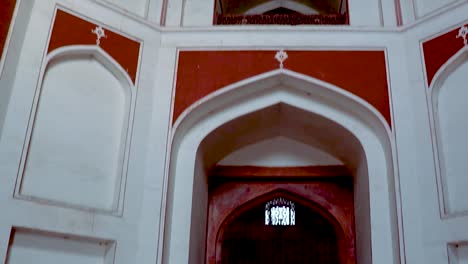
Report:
244,0,319,15
428,45,468,217
162,69,401,264
14,45,137,216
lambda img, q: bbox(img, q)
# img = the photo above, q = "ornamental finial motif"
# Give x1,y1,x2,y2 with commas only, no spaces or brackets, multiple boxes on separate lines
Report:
91,25,107,46
457,25,468,46
275,49,288,69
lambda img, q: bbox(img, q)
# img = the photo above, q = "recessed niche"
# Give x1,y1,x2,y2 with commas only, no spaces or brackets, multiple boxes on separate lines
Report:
6,228,115,264
448,242,468,264
18,51,131,212
213,0,348,25
435,59,468,214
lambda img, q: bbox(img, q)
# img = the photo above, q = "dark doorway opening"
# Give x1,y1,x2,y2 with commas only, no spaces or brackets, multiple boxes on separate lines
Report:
206,165,356,264
220,196,340,263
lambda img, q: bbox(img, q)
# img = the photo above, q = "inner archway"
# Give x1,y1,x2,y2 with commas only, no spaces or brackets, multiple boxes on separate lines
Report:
218,190,342,264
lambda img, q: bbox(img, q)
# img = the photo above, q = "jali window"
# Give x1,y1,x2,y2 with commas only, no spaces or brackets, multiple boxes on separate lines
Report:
265,197,295,226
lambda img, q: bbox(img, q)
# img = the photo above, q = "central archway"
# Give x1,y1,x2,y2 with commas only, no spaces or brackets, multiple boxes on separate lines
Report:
162,69,399,264
208,181,355,264
217,190,343,264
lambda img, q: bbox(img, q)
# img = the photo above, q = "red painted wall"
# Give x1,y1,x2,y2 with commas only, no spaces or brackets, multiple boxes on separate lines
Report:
174,50,391,126
423,24,467,87
48,9,141,84
0,0,16,61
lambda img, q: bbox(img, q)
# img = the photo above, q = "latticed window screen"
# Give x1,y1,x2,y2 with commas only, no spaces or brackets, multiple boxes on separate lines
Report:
265,197,295,226
220,197,340,264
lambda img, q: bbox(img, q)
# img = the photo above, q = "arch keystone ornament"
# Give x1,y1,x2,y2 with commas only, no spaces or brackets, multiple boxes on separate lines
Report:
48,9,140,83
275,49,288,69
91,25,107,46
457,25,468,46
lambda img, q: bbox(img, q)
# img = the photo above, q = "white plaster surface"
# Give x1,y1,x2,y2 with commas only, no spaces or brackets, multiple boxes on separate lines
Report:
347,0,382,26
414,0,456,17
219,136,343,167
103,0,148,17
436,60,468,214
21,56,128,211
182,0,214,26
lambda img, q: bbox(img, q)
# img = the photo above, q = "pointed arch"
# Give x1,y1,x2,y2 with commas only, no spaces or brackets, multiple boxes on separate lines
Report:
214,188,350,263
15,45,136,214
173,69,391,138
428,45,468,216
163,69,399,264
46,45,135,89
244,0,319,15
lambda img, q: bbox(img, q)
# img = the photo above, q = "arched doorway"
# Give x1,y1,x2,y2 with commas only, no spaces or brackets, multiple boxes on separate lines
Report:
207,173,355,264
220,195,340,263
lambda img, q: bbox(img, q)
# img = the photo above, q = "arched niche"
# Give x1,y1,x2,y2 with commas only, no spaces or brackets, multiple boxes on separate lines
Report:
430,46,468,216
17,46,135,213
163,69,399,264
213,0,348,25
244,0,320,15
218,0,344,15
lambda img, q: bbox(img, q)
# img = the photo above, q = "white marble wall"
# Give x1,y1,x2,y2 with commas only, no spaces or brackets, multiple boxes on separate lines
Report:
435,59,468,215
0,0,162,263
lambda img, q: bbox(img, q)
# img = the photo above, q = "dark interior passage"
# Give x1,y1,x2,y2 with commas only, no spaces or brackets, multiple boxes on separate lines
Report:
220,197,340,264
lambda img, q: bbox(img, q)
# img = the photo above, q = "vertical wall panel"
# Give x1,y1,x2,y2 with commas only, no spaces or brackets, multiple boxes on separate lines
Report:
436,59,468,214
20,54,130,211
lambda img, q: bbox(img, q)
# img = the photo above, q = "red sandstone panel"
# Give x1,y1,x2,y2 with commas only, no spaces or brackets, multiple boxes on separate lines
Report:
0,0,16,61
174,50,391,127
286,50,390,125
423,24,467,87
174,50,277,122
48,9,140,84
